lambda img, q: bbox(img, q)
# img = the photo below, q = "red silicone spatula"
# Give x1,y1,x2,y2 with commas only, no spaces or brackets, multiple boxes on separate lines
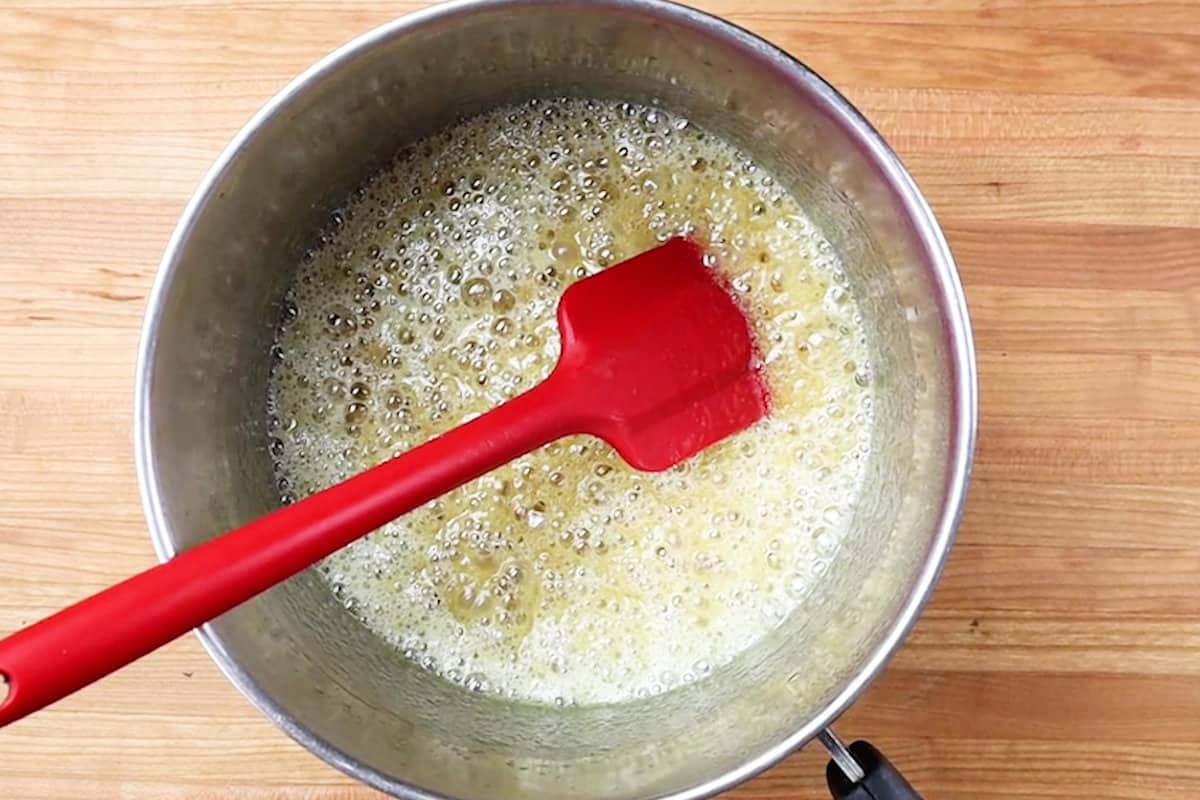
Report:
0,237,769,726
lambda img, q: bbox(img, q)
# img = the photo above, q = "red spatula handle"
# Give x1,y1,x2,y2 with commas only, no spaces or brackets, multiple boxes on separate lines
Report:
0,373,582,727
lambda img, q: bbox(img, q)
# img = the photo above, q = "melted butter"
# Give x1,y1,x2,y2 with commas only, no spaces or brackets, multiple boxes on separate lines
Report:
268,97,873,705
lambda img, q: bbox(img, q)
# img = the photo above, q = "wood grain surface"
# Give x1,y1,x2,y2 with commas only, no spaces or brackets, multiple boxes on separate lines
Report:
1,1,1198,798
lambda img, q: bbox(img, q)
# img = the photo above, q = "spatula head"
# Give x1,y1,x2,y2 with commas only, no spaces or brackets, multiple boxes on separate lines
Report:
555,237,770,471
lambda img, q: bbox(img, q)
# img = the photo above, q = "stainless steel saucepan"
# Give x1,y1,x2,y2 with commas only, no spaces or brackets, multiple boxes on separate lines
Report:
134,1,977,797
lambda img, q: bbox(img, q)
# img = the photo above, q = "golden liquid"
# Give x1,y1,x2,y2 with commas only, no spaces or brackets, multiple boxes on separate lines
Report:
268,98,873,705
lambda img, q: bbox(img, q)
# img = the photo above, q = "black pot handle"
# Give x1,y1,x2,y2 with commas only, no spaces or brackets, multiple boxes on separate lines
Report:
820,729,924,800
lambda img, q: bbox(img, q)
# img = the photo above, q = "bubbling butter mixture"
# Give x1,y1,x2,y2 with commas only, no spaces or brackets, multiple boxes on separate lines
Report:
268,98,873,705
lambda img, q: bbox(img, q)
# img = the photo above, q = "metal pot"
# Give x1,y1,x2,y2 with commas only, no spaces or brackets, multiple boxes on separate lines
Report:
134,1,977,798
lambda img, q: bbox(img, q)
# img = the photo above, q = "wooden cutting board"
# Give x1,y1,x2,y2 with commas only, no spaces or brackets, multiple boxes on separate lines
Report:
1,1,1197,797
